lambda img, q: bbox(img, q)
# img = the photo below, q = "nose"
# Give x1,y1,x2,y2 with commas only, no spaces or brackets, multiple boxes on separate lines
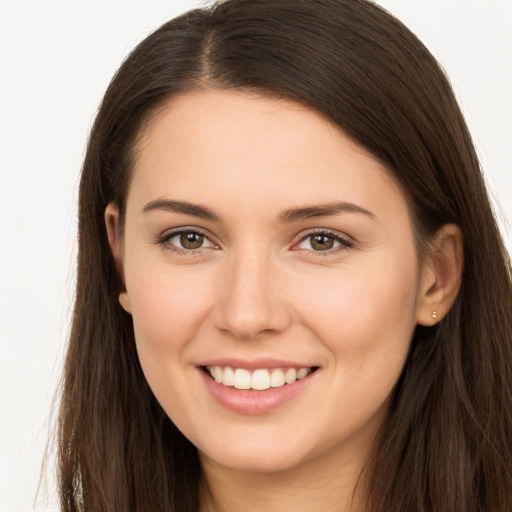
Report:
212,250,292,340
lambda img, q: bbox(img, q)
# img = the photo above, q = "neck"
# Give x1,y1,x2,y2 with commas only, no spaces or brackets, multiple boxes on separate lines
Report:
199,442,370,512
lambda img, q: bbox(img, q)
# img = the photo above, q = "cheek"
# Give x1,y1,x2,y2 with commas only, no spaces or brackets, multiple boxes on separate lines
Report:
126,263,211,345
294,256,419,389
298,261,417,336
287,262,418,442
124,264,215,429
124,261,216,400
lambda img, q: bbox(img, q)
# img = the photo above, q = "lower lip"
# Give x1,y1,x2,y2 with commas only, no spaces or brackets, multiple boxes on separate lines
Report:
199,368,317,415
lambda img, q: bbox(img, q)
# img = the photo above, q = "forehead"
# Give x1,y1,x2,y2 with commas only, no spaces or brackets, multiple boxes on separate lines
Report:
128,89,409,223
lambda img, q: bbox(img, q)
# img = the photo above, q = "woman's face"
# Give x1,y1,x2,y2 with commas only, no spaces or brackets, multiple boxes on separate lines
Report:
112,90,428,474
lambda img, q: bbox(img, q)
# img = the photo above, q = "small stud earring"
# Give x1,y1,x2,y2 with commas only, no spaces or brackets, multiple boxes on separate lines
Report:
432,311,438,319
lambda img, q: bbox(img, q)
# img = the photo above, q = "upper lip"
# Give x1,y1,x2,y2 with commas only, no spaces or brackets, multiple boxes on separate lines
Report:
198,358,318,370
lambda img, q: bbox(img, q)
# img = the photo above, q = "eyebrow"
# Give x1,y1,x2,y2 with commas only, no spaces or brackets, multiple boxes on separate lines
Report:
142,199,222,222
142,198,375,223
277,202,375,223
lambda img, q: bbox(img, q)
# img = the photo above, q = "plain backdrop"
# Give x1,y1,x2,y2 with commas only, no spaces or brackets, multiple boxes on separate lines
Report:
0,1,511,511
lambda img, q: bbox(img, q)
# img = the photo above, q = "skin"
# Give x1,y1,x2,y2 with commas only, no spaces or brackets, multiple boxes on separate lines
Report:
106,90,463,511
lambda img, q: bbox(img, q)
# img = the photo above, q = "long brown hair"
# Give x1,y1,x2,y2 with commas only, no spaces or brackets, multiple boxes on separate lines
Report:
58,1,512,510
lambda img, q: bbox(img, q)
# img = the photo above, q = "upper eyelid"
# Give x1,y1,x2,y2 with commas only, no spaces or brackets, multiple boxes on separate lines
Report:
159,226,215,241
296,228,353,243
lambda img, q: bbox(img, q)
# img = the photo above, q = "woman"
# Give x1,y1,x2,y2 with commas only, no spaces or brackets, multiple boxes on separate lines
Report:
58,0,512,510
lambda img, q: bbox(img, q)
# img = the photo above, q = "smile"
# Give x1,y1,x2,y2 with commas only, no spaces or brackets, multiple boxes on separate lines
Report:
205,366,314,390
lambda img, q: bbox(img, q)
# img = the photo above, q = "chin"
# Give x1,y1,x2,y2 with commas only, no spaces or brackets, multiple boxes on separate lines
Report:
196,428,311,474
202,447,307,474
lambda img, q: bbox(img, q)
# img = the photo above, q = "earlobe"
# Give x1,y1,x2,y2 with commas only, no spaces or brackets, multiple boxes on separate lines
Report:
105,203,132,314
416,224,464,326
118,291,132,314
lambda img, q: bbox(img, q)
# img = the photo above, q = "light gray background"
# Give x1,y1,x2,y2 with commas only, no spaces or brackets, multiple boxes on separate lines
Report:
1,1,510,511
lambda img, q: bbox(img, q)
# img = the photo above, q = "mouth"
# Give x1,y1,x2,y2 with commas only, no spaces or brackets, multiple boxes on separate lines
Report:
203,365,319,391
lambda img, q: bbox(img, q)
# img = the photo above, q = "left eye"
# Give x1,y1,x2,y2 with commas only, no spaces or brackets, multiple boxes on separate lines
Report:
297,232,349,252
165,230,215,250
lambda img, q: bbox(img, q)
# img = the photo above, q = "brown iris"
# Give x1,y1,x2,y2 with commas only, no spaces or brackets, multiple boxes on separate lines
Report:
180,232,204,250
310,234,335,251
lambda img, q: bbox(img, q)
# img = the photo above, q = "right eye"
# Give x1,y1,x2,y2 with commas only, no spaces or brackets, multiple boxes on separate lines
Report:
158,229,217,253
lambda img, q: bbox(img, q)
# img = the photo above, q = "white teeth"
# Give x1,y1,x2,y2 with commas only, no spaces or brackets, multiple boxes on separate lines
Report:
233,368,251,390
270,369,285,388
251,369,271,390
285,368,297,384
222,366,234,387
206,366,312,390
297,367,308,379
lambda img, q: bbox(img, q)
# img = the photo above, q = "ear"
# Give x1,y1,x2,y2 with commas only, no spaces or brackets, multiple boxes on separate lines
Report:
105,203,132,314
416,224,464,326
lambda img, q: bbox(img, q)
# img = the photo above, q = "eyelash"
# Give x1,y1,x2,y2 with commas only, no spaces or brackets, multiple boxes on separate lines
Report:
155,228,353,256
155,227,217,256
295,229,354,255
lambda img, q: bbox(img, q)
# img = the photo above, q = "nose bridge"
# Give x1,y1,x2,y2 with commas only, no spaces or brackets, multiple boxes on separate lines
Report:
213,244,290,339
